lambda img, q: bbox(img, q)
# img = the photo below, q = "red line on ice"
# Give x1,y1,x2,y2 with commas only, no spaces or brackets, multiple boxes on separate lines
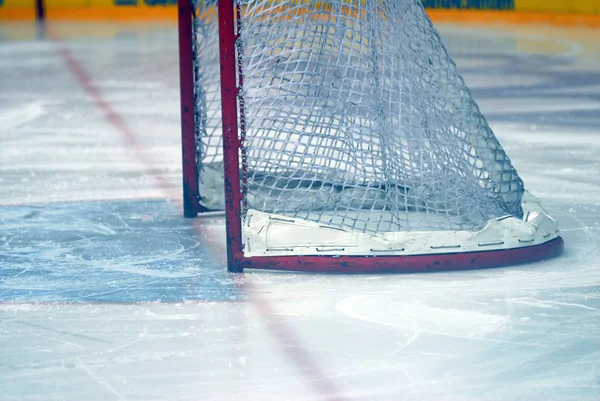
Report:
54,40,352,401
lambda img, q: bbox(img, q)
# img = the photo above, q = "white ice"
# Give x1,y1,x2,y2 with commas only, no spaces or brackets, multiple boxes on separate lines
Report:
0,21,599,401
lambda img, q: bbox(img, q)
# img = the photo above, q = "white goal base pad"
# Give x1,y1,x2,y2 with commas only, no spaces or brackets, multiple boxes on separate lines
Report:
242,191,560,257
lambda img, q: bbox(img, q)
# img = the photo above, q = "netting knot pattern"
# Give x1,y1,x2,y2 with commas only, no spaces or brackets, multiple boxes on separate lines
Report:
192,0,524,233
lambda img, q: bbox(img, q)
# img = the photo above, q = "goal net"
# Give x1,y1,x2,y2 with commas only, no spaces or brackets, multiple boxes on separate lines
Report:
179,0,563,272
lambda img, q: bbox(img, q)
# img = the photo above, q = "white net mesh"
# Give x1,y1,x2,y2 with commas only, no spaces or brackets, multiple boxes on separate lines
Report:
192,0,524,233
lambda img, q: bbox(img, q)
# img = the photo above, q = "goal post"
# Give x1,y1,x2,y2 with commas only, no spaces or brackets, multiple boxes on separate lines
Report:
178,0,564,273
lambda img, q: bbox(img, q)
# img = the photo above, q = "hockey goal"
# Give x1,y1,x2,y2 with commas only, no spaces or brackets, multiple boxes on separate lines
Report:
178,0,563,273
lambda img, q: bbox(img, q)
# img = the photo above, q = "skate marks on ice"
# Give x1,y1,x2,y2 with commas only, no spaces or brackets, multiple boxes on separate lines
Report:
438,25,600,132
0,200,238,303
332,207,599,400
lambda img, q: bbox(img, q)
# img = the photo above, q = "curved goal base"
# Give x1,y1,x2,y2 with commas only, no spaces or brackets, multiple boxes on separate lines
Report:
231,236,564,273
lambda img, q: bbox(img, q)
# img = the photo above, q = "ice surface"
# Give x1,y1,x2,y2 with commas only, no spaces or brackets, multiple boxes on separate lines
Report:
0,21,599,401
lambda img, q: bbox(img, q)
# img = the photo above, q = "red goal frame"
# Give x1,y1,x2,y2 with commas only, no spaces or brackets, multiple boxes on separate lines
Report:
177,0,564,273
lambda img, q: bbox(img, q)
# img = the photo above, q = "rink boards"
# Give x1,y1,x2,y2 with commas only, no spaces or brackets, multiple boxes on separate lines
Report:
1,0,600,21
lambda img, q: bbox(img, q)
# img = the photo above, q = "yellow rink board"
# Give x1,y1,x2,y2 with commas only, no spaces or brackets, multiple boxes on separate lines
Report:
516,0,600,14
0,0,35,19
1,0,600,25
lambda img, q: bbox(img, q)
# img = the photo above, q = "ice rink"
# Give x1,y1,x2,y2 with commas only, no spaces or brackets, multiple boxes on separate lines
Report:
1,19,599,401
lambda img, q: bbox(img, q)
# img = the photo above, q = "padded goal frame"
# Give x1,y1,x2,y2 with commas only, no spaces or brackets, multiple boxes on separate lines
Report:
178,0,563,273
